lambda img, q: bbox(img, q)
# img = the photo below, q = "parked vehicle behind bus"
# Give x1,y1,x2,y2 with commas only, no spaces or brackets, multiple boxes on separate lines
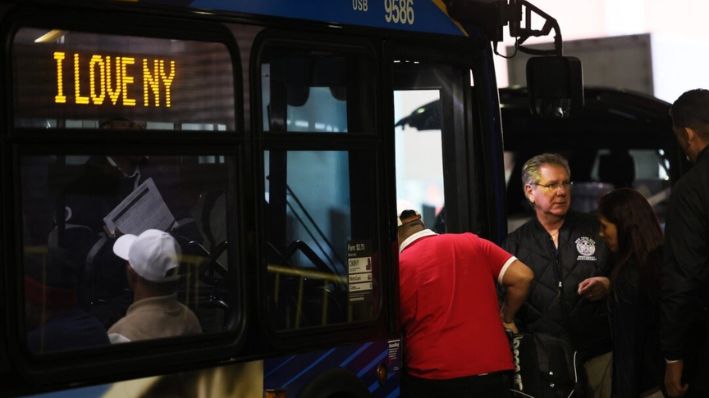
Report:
397,86,688,232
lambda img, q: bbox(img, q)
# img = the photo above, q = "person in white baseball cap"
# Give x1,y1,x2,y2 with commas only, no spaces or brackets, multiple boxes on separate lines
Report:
112,229,181,283
107,229,201,343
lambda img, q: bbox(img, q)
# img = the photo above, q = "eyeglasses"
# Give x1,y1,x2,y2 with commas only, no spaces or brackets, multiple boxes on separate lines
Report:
533,181,573,191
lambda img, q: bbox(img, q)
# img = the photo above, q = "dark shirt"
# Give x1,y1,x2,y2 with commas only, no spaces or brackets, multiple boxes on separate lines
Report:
27,308,109,353
503,211,611,360
609,258,663,397
661,146,709,360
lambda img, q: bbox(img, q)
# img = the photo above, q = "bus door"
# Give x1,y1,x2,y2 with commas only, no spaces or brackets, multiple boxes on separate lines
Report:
256,31,398,397
390,44,498,236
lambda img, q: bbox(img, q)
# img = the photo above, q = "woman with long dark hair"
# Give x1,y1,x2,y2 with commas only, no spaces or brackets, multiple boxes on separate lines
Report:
597,188,665,397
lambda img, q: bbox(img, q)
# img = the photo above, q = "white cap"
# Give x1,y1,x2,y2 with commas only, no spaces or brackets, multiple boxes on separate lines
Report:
113,229,181,283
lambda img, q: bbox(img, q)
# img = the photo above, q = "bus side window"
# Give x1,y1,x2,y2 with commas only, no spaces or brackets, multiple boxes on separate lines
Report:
263,150,380,331
392,61,471,234
21,154,234,352
12,26,241,352
259,40,381,331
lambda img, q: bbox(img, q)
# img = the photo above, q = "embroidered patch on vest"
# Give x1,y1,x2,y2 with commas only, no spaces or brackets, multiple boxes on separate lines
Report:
575,236,597,261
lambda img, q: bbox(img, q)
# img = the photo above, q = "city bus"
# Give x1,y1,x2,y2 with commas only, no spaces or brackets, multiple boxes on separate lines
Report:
0,0,563,396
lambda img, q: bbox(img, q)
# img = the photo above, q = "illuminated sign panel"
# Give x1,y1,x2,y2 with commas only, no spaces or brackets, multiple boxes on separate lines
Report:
13,28,235,131
52,52,175,108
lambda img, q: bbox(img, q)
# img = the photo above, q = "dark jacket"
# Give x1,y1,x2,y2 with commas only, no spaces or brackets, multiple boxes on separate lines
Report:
661,146,709,391
27,308,110,353
504,211,612,360
609,256,663,397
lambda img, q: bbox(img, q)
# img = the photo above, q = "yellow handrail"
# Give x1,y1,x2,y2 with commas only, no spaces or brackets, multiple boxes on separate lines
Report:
266,264,347,284
267,264,347,328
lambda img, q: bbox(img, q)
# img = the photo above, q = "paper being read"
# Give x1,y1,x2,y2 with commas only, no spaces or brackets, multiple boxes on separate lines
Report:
103,177,175,236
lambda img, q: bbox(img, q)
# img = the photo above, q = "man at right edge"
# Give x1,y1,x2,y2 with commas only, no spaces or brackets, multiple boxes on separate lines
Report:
661,89,709,397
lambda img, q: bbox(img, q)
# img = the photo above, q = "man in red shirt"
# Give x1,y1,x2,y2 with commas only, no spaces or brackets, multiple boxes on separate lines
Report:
398,210,534,398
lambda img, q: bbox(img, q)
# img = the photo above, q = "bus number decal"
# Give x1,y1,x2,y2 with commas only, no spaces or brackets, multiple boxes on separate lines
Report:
352,0,368,12
384,0,415,25
53,51,176,108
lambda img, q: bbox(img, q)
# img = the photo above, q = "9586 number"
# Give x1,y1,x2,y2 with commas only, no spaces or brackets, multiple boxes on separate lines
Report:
384,0,415,25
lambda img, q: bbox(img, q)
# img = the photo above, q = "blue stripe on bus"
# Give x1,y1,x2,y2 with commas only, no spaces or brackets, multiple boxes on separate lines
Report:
367,346,398,395
20,385,109,398
149,0,465,36
265,355,297,378
339,341,373,367
369,380,381,393
357,350,387,378
282,347,337,387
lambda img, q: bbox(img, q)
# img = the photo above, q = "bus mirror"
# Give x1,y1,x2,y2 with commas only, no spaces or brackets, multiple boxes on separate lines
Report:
526,56,583,119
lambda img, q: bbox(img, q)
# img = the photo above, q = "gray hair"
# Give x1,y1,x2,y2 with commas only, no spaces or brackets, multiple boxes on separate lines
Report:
521,153,571,188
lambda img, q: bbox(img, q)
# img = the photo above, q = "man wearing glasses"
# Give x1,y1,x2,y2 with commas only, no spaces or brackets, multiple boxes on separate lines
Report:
503,153,613,398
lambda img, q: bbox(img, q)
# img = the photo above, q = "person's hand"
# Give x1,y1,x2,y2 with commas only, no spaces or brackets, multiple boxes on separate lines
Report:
577,276,610,301
665,360,689,397
499,306,519,334
503,320,519,335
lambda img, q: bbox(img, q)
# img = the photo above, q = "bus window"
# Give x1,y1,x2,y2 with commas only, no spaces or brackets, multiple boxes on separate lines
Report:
393,60,472,234
21,154,234,352
263,150,380,330
12,27,241,352
259,45,375,134
12,28,235,131
258,37,380,332
394,89,445,230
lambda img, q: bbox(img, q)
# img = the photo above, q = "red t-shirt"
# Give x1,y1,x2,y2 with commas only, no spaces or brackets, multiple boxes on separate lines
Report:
399,231,515,379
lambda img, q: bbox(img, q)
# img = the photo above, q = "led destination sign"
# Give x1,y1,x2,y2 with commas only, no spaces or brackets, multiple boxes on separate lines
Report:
53,51,176,108
12,28,236,130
